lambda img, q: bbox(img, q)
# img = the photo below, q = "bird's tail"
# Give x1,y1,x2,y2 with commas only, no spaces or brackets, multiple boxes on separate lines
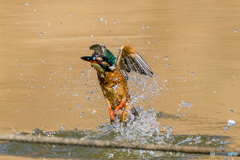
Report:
111,104,139,126
126,104,139,125
130,104,139,118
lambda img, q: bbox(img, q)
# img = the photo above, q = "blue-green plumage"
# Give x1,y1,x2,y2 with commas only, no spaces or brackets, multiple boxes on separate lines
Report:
102,46,116,66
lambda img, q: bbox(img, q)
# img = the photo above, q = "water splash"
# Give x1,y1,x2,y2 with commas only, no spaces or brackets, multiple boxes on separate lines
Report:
127,73,160,106
97,109,163,144
0,119,230,159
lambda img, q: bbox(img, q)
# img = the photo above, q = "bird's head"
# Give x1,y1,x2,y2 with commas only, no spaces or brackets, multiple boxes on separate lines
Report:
81,55,115,72
81,44,116,72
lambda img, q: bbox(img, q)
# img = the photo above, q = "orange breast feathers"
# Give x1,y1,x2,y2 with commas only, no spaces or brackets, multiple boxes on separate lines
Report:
97,69,130,109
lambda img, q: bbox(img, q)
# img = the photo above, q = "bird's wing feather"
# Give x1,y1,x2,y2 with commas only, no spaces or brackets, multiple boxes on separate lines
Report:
121,69,129,81
116,45,154,76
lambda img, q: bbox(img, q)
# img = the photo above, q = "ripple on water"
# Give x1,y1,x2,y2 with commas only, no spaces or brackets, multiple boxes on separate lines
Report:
0,109,231,159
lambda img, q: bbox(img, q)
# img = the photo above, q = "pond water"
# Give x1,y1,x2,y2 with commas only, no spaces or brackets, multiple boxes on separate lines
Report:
0,0,240,159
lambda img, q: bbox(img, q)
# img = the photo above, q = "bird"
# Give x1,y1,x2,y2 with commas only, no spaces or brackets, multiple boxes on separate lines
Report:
81,44,154,126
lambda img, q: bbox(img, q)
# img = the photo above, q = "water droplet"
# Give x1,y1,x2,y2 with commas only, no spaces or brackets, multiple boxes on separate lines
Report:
137,79,142,84
99,18,103,22
39,32,43,36
101,74,105,78
70,14,73,17
167,126,172,131
25,3,29,6
181,101,191,107
49,71,52,75
148,106,153,112
48,22,50,26
166,130,171,136
228,119,236,127
87,96,91,100
162,125,165,129
113,21,116,24
108,153,113,158
83,84,87,87
80,112,84,118
149,89,154,93
230,109,234,113
192,72,194,75
92,110,95,114
234,28,237,32
223,126,229,130
195,135,201,140
68,67,71,70
150,151,154,156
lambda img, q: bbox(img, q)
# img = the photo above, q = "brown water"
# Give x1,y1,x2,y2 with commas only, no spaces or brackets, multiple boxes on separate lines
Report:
0,0,240,159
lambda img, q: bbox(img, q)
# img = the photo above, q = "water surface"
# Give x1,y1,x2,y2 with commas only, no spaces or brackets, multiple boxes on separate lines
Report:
0,0,240,159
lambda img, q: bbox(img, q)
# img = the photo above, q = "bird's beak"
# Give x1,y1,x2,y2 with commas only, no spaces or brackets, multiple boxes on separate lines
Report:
81,56,98,64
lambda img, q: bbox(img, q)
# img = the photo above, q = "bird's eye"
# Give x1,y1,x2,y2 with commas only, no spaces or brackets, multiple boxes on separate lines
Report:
101,57,106,62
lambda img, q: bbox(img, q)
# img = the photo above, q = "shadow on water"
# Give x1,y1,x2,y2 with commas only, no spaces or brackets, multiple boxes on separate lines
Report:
0,110,230,159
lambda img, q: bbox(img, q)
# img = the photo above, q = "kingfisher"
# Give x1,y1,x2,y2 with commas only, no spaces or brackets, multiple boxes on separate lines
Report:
81,44,154,125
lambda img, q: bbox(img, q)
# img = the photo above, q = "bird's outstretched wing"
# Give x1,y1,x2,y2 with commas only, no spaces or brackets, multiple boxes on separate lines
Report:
116,45,154,77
